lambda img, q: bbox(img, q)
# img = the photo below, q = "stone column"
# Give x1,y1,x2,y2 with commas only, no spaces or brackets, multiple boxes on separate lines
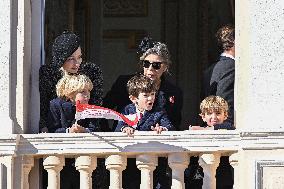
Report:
199,153,220,189
0,156,14,189
21,156,34,189
136,154,158,189
168,153,189,189
43,156,65,189
0,0,32,135
0,0,13,134
229,153,239,189
75,155,97,189
105,155,126,189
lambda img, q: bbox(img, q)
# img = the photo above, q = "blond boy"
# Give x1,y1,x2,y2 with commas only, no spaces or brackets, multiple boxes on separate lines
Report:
191,95,235,130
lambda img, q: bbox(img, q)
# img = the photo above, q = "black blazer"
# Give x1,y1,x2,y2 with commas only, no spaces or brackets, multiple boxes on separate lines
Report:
47,97,100,133
103,74,183,130
204,56,235,130
115,101,174,132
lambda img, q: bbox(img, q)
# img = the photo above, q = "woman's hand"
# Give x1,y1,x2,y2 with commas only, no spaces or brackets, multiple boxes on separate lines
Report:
151,123,168,134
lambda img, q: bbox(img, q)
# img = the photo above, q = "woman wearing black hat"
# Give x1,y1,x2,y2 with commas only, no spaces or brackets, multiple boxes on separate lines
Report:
39,31,108,189
39,31,104,133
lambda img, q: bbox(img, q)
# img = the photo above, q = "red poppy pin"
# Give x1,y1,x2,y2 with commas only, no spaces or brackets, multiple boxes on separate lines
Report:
169,96,175,104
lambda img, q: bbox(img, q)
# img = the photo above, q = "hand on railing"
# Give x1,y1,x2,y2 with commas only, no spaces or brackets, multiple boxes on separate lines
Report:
188,125,214,130
122,126,135,137
69,124,88,133
151,123,168,134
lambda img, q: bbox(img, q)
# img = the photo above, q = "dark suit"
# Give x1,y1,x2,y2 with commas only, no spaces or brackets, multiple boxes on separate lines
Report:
202,56,235,130
104,74,183,130
115,103,174,132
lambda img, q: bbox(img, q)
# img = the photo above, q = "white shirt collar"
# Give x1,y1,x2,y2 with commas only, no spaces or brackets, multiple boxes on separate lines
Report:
135,106,144,119
221,52,235,60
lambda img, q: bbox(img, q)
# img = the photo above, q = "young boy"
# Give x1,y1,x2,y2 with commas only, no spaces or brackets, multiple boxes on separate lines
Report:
200,95,228,128
191,95,234,130
115,74,174,189
115,74,174,134
46,74,107,189
185,96,234,189
48,73,100,133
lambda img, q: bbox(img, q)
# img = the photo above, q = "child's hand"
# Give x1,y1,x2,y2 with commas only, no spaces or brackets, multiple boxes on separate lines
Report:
122,126,135,136
189,125,204,130
189,126,214,130
204,126,214,130
151,123,168,134
70,124,87,133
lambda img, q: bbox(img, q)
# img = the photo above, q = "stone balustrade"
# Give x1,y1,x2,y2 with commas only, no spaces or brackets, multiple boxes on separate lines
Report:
1,131,284,189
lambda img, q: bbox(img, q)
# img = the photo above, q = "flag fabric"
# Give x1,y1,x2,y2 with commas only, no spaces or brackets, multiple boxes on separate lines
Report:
75,101,138,127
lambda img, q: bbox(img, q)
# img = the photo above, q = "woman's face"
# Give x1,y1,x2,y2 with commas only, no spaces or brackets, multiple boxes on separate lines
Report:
142,54,167,81
62,47,82,74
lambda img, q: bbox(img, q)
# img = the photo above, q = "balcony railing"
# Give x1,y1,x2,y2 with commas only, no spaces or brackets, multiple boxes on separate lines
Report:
1,130,283,189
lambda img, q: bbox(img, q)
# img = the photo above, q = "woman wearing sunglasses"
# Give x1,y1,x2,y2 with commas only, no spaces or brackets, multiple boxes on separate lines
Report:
104,36,183,131
104,37,182,189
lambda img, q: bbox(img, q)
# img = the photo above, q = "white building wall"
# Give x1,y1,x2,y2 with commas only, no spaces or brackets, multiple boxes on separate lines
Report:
236,0,284,130
0,0,13,134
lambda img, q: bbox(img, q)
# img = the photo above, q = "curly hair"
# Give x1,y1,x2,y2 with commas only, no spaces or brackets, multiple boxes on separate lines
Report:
56,74,93,99
200,95,229,115
216,25,235,51
127,74,157,97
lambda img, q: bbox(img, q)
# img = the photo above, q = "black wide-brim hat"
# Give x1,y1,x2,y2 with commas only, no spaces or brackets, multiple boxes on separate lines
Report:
52,31,80,68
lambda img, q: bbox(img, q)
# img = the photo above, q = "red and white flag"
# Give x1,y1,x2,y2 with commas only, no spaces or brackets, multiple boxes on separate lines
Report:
75,101,138,127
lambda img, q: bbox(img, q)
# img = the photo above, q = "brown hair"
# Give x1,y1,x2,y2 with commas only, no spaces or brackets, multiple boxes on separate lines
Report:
127,74,157,97
200,96,229,115
216,25,235,51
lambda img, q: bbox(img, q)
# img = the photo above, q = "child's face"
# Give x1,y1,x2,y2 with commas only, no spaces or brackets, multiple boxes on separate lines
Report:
201,110,228,127
130,92,156,112
74,89,90,104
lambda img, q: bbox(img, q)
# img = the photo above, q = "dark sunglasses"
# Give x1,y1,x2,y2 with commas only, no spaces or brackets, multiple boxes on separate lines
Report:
142,60,163,70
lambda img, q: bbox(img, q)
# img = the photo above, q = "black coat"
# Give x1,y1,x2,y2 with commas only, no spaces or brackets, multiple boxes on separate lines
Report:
103,74,183,130
204,56,235,130
39,62,103,130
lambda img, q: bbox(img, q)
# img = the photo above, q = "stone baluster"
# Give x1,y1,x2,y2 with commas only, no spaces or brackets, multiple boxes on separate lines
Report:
0,156,14,189
229,153,239,189
199,153,220,189
168,153,189,189
22,156,34,189
75,155,97,189
43,156,65,189
136,154,158,189
106,155,127,189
